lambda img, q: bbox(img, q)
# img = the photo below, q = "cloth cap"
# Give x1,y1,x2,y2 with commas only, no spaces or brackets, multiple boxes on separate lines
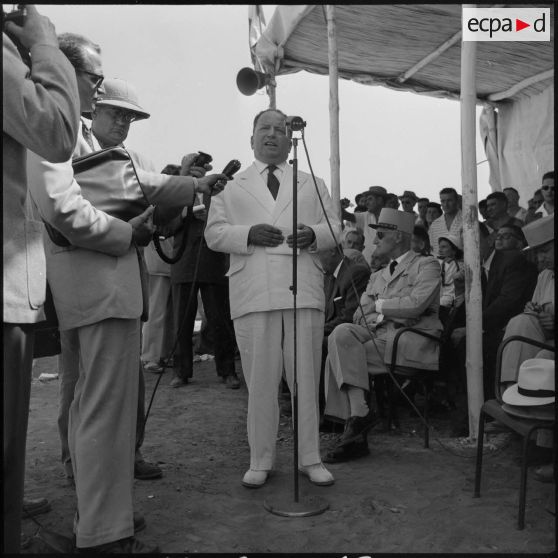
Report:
368,208,415,235
502,358,555,406
95,78,150,120
522,215,554,250
398,190,419,202
367,185,388,199
438,233,463,252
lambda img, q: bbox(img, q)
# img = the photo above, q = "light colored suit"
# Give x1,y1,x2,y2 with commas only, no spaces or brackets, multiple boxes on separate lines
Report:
27,128,199,548
2,32,79,554
325,251,442,420
205,162,341,469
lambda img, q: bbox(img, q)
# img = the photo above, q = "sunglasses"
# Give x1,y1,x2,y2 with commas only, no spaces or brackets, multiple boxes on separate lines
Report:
76,68,104,89
541,185,554,191
495,233,520,241
376,231,392,239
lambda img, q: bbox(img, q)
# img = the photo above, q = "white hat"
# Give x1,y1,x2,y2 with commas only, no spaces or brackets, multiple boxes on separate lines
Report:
522,215,554,250
439,233,463,252
95,78,150,120
368,208,416,235
502,358,555,406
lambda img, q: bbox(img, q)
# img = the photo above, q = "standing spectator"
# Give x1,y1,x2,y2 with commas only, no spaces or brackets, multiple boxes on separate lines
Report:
411,225,432,256
398,190,419,218
429,187,462,257
342,186,387,265
354,192,368,213
3,7,80,552
27,35,227,552
538,170,554,217
205,108,341,488
524,188,545,224
485,191,523,231
416,197,429,226
503,187,528,222
424,201,442,231
385,192,400,209
169,182,240,389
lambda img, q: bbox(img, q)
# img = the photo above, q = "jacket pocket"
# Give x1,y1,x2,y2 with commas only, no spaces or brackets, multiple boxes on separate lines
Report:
25,220,46,309
225,257,246,277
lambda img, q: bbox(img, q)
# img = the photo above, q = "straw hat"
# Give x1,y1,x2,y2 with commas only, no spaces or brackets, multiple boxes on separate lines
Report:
368,208,415,235
502,359,555,406
95,78,150,120
522,215,554,250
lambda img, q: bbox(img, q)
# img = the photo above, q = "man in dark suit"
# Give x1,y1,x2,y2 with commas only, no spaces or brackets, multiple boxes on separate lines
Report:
318,245,370,415
481,241,538,400
170,193,239,388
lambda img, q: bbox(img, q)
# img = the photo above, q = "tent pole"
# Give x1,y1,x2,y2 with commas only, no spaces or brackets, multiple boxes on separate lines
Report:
460,5,484,441
326,5,341,216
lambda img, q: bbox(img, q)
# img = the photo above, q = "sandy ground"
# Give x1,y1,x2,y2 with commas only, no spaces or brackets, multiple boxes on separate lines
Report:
22,355,555,554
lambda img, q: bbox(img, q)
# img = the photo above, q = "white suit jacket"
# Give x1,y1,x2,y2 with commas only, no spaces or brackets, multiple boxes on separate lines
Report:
204,162,341,320
27,127,197,330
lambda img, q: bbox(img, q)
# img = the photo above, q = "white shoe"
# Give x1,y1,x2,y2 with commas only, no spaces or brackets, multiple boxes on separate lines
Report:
298,463,335,486
241,469,270,488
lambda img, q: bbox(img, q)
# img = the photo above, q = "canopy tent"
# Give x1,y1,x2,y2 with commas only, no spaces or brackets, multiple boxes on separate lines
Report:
251,4,554,201
247,4,554,440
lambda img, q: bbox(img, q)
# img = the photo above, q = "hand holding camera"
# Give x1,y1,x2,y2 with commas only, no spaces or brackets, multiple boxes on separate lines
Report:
4,5,58,51
180,151,213,178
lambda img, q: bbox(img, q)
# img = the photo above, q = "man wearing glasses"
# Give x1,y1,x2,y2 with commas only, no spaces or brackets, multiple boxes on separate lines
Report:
538,170,554,217
27,34,227,553
322,208,442,463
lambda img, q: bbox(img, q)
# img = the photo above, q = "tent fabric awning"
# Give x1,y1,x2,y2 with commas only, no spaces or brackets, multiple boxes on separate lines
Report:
254,4,554,103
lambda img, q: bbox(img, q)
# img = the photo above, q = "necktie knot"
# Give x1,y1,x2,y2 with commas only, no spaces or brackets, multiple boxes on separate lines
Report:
389,260,397,275
266,165,279,200
82,122,94,150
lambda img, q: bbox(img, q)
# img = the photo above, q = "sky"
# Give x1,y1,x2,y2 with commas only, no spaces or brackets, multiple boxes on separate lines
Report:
37,4,494,208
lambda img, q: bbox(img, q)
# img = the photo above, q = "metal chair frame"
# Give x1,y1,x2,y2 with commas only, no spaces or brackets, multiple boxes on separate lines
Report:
473,335,555,530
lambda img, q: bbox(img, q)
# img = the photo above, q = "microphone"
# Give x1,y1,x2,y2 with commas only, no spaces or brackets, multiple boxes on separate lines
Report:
221,159,241,179
286,116,306,131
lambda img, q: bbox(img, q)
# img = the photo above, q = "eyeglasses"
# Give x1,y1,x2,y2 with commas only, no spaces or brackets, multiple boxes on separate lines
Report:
541,185,554,191
100,107,137,123
495,233,519,241
76,68,104,89
376,231,390,239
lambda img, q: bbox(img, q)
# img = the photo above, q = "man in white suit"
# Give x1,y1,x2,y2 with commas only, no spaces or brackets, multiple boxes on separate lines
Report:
3,7,80,552
205,109,341,488
323,208,442,463
27,33,227,553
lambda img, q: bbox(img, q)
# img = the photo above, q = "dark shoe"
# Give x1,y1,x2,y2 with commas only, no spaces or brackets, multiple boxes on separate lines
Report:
225,373,241,389
134,459,163,480
77,536,159,553
323,439,370,463
170,376,188,388
338,411,379,446
22,497,51,518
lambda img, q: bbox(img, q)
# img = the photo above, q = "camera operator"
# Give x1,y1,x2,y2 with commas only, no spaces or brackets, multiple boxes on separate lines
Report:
27,35,228,553
3,5,80,551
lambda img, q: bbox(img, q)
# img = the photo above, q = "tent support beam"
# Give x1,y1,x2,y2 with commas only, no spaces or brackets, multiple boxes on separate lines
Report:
326,5,341,215
397,30,462,83
460,6,484,441
487,69,553,101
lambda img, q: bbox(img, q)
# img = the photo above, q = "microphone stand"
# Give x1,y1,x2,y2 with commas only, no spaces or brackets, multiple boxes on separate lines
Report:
264,133,328,518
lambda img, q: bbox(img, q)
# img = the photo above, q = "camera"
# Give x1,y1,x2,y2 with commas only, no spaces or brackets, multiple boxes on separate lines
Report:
2,5,26,29
286,116,306,132
193,151,213,168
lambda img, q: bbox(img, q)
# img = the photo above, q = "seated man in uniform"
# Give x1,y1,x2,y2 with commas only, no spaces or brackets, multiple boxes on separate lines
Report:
322,208,442,462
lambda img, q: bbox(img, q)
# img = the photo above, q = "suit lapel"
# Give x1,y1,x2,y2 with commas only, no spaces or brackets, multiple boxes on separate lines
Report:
236,163,275,216
387,251,417,285
271,166,308,224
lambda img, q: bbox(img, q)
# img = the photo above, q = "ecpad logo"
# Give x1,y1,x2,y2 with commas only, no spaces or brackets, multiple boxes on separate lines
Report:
463,8,550,42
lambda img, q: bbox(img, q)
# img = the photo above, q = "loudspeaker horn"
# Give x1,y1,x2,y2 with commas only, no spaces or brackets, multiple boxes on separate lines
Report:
236,67,272,96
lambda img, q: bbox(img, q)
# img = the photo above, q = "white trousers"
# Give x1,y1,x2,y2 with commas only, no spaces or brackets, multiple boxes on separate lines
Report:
67,318,140,548
234,309,324,470
141,274,173,364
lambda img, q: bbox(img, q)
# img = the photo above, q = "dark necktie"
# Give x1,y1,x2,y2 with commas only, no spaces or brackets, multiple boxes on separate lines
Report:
389,260,398,275
266,164,279,200
82,122,94,150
